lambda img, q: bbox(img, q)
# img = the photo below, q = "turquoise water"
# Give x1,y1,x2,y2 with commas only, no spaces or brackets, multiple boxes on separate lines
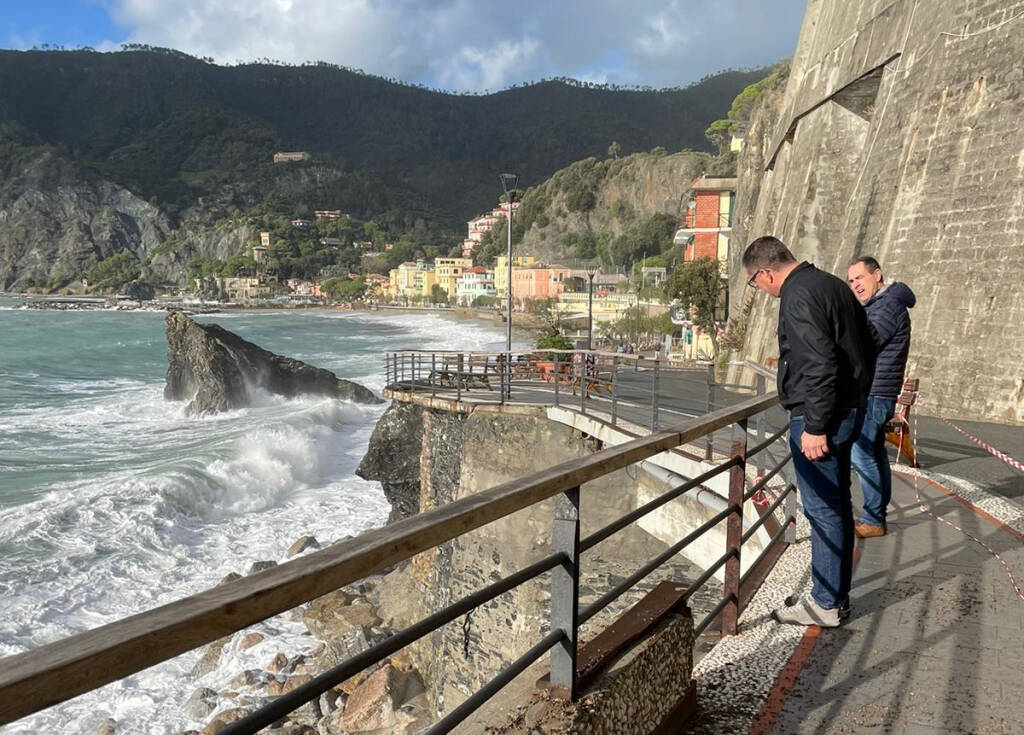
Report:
0,302,512,734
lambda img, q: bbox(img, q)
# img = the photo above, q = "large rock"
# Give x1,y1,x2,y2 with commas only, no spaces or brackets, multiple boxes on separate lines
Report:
356,402,424,522
164,312,382,415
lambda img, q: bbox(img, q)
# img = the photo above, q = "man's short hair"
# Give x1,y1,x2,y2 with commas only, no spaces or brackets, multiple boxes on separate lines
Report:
850,255,882,275
742,236,797,270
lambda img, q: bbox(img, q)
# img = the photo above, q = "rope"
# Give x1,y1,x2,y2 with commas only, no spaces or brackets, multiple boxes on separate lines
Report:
939,417,1024,474
906,408,1024,601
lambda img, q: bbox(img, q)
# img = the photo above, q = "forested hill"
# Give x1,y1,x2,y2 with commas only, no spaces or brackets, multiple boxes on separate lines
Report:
0,48,767,221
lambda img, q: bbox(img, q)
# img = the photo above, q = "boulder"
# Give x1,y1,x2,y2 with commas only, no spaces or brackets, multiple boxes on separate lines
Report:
164,312,382,416
287,536,321,557
183,688,219,721
201,708,250,735
355,402,424,521
333,665,403,733
192,636,231,678
91,718,117,735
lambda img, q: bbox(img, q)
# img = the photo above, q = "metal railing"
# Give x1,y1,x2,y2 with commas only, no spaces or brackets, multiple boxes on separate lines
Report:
385,349,773,460
0,377,794,734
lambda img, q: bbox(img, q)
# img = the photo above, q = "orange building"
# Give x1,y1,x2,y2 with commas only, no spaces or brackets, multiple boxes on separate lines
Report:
512,264,570,305
673,176,736,263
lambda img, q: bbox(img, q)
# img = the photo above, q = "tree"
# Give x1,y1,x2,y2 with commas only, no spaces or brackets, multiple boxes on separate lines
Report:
665,257,725,359
705,119,733,155
607,141,621,158
429,283,448,304
84,251,141,291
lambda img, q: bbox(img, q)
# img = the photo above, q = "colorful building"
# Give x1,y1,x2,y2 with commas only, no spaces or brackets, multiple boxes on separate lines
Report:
434,257,473,299
512,264,570,306
455,267,495,306
493,254,536,298
673,176,736,263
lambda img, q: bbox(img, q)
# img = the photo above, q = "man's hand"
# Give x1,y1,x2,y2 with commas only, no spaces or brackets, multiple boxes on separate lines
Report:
801,431,829,460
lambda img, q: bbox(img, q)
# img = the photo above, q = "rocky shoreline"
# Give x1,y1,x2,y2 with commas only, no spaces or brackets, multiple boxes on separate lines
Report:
88,534,433,735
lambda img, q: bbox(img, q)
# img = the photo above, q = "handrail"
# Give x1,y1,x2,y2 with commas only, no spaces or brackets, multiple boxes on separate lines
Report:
0,392,778,725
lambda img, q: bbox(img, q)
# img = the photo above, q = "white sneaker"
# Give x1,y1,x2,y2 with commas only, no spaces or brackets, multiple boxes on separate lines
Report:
773,598,841,627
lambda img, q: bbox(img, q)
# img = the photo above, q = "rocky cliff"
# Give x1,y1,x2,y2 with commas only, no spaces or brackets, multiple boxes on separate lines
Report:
164,312,381,415
503,151,707,266
727,0,1024,423
0,148,170,290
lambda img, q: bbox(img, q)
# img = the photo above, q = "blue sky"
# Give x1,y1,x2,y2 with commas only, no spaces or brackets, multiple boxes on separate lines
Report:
1,0,807,93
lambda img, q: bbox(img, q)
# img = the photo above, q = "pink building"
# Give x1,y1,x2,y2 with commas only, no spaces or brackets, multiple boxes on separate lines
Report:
512,264,570,305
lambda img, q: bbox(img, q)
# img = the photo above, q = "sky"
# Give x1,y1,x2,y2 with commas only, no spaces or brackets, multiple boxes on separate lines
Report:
2,0,807,93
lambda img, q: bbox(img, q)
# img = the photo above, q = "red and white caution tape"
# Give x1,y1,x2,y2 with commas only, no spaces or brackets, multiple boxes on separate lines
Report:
940,417,1024,474
908,410,1024,601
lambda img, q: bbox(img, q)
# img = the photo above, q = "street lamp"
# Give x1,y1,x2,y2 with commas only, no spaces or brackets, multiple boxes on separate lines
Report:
584,263,600,351
499,173,518,354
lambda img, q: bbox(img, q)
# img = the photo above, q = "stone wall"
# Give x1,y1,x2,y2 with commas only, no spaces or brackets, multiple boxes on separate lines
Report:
360,402,682,720
729,0,1024,423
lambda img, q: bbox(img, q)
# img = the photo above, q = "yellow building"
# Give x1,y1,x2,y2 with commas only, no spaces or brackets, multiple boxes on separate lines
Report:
493,255,536,297
434,257,473,299
389,261,425,301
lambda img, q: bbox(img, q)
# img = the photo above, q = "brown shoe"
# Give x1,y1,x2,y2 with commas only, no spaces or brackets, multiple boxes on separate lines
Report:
855,521,887,538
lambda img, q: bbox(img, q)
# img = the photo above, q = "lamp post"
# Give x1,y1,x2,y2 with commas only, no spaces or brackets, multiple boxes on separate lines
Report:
499,173,519,351
584,263,600,351
499,173,518,399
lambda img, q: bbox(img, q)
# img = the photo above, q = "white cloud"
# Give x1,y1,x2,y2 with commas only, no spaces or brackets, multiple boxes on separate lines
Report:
104,0,805,92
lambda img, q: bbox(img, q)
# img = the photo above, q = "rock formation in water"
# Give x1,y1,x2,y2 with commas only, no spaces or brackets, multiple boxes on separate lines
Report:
164,311,381,415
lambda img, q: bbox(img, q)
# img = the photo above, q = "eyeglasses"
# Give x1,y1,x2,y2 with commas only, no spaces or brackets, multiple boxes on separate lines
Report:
746,269,764,288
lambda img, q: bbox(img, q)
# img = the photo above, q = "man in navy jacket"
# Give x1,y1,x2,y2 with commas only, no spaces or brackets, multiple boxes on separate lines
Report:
847,257,916,537
744,236,875,627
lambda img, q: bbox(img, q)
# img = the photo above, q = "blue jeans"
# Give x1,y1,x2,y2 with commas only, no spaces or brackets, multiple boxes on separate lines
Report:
851,396,896,526
789,408,863,610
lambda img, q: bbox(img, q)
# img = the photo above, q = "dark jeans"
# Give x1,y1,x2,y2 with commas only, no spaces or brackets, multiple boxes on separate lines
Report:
852,396,897,526
789,408,863,609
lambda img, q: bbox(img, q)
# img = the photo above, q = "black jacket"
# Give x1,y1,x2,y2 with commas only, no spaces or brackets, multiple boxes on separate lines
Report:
777,262,875,434
864,282,915,398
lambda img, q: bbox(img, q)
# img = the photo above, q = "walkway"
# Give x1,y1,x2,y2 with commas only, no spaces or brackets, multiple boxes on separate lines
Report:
691,416,1024,735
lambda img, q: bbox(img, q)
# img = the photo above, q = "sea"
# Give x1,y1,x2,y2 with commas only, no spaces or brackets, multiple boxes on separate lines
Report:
0,300,516,734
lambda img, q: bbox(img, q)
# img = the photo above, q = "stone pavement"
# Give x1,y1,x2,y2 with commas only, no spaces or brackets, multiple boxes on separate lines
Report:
763,466,1024,734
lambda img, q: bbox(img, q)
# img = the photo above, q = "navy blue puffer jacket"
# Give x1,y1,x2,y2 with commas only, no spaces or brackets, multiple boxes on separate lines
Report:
864,282,915,398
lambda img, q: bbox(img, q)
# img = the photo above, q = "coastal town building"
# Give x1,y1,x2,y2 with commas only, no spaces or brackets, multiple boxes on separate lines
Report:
434,257,473,299
314,210,344,222
260,232,272,247
252,246,268,264
388,260,436,302
673,176,736,263
512,263,570,307
461,201,520,257
272,151,311,163
205,276,270,303
455,267,495,306
291,219,312,228
493,254,535,297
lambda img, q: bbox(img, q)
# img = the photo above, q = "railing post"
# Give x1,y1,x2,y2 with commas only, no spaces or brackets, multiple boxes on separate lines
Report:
456,352,463,402
755,374,766,476
550,485,580,699
723,420,747,635
705,364,716,459
554,353,560,407
652,355,660,431
499,353,505,405
386,353,391,388
578,354,586,414
611,356,618,426
431,353,437,398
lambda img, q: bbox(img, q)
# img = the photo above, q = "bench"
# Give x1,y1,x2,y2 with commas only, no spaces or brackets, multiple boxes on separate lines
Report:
885,377,919,467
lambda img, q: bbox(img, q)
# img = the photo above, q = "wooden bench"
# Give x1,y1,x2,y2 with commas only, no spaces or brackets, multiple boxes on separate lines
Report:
885,378,919,467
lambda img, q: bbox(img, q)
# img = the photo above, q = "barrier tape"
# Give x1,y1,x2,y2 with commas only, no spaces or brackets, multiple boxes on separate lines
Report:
907,409,1024,601
939,417,1024,474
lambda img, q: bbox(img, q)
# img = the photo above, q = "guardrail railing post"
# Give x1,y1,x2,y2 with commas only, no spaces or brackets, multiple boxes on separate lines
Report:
431,353,437,397
456,353,463,402
579,354,586,414
386,353,391,388
550,485,580,699
554,353,560,407
652,355,660,431
784,484,797,544
705,364,716,459
723,420,747,636
611,356,618,426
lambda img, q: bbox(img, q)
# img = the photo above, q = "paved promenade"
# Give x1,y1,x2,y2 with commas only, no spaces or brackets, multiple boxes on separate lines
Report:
690,414,1024,735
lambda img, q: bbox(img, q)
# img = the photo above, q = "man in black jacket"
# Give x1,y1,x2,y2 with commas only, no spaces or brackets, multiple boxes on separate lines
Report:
847,256,916,538
744,236,875,627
